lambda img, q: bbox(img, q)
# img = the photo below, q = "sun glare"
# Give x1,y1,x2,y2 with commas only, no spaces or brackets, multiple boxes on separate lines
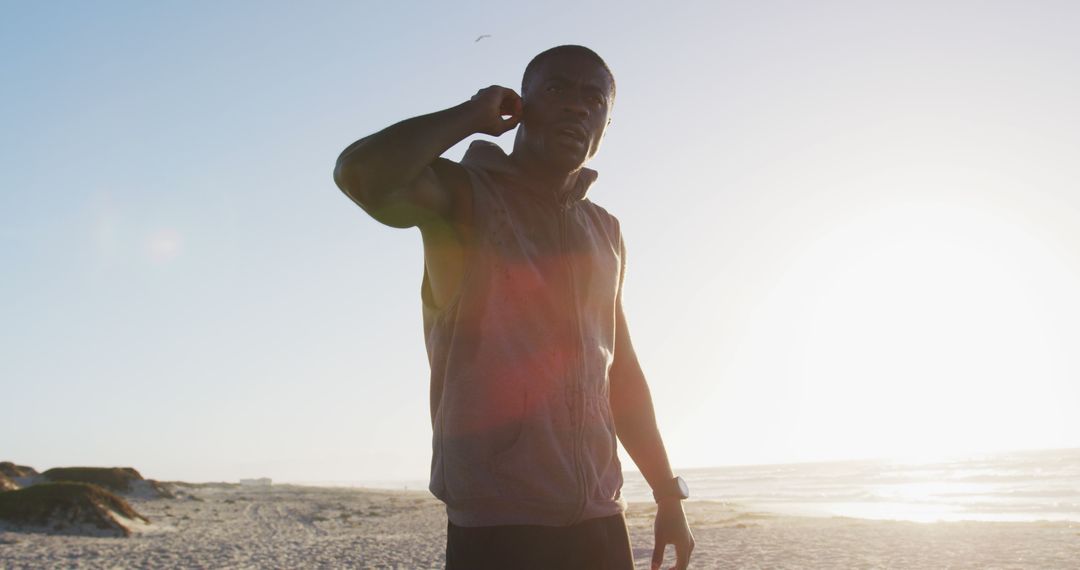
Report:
770,199,1073,461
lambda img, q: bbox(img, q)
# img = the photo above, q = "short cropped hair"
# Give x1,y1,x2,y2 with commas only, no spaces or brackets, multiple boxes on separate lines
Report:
521,45,616,101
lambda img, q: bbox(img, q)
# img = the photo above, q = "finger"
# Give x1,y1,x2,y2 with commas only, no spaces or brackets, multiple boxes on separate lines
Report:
500,86,521,101
498,91,521,117
497,101,522,132
487,114,518,136
651,542,666,570
511,95,523,118
500,113,521,130
476,85,500,101
674,539,693,570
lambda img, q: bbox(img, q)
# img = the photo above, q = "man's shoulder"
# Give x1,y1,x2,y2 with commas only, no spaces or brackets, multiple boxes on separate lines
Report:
458,140,516,177
580,199,621,231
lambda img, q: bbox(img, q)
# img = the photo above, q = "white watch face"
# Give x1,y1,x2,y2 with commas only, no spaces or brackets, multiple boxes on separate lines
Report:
677,477,689,498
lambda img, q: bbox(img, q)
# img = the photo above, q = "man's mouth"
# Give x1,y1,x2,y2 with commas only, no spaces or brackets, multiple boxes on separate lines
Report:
554,125,587,146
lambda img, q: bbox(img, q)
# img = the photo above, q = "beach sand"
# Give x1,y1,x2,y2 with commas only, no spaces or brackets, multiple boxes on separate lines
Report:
1,484,1077,569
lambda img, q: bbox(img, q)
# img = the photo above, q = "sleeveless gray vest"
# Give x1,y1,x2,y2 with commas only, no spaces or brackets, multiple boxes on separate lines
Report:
424,140,627,527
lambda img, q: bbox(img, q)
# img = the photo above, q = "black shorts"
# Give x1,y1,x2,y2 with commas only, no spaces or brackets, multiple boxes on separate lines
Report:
445,513,635,570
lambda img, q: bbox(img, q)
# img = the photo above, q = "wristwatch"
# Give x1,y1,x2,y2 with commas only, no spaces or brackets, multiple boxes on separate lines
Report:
652,475,690,503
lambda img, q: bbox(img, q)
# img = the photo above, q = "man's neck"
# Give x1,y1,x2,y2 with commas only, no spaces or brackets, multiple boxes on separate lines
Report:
509,150,582,200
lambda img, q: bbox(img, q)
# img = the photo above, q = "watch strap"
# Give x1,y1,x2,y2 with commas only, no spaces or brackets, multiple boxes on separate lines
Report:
652,475,689,502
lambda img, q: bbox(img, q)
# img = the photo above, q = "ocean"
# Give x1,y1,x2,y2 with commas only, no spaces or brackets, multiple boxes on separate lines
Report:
316,448,1080,524
620,447,1080,523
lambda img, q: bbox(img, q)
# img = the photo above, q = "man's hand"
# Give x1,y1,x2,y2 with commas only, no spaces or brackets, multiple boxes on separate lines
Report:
651,500,695,570
467,85,523,136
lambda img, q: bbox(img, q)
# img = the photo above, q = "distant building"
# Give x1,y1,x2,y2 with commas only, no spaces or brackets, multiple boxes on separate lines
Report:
239,477,272,487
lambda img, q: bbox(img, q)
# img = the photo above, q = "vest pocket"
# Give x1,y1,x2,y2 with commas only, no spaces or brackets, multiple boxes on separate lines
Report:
492,401,580,505
437,387,527,503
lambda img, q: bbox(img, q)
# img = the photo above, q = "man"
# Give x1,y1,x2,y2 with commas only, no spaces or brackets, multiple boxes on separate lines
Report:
334,45,694,570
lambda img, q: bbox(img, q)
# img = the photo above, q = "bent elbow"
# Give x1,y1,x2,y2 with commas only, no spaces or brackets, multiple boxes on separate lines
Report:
333,159,372,207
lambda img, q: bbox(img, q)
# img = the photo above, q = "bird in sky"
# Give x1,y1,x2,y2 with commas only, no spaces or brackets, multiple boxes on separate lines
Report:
475,34,491,42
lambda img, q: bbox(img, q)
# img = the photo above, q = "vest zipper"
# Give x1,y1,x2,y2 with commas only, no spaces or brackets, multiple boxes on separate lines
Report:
558,195,590,525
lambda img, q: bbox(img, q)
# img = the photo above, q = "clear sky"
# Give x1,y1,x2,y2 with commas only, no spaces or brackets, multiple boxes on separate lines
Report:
4,1,1080,483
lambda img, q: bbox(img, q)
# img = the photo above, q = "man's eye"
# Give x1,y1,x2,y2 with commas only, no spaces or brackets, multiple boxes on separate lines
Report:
546,85,563,93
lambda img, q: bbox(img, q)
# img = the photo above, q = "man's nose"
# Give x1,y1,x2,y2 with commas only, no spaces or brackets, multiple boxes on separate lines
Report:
561,94,589,118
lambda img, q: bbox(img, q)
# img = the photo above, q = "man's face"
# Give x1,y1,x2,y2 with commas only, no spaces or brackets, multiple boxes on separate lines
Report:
518,53,614,172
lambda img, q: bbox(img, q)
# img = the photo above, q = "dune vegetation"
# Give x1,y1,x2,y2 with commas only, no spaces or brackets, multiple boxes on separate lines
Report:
0,482,148,537
0,472,18,492
0,461,38,479
40,467,145,493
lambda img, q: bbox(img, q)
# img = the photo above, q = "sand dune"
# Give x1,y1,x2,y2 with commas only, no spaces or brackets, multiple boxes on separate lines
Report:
1,484,1077,568
0,463,178,541
0,483,149,538
33,466,175,499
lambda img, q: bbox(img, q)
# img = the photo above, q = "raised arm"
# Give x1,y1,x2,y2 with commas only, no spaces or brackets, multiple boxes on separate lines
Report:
332,86,522,229
610,296,695,570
